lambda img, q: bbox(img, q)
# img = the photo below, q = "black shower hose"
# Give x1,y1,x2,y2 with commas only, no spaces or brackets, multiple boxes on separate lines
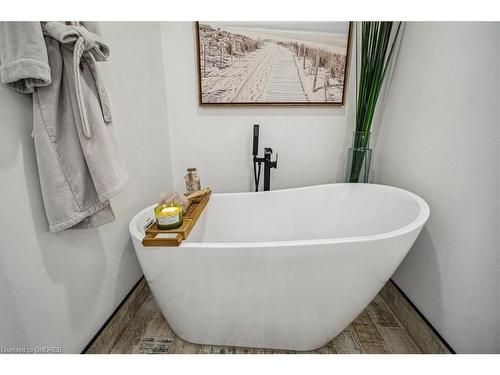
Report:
253,160,262,192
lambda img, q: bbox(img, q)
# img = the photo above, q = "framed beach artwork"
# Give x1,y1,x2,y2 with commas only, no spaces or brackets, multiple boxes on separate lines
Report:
196,21,351,106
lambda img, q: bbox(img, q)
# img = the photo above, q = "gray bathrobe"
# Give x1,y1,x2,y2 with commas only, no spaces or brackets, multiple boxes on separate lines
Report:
0,22,128,232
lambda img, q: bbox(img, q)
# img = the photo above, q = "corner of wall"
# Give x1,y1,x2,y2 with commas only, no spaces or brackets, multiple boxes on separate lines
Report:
157,22,175,191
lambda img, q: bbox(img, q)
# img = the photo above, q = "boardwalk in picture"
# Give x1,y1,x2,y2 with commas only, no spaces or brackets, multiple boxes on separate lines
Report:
265,46,308,102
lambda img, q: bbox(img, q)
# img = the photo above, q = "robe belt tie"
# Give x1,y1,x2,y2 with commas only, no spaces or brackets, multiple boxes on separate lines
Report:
44,22,112,138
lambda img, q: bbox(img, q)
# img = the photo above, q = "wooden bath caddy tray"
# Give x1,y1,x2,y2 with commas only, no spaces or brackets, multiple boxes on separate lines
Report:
142,189,211,247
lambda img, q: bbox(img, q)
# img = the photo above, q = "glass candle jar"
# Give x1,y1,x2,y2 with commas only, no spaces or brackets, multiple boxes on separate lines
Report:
154,201,183,230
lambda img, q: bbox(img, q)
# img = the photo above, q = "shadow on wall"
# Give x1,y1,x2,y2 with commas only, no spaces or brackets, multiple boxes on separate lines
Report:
0,89,32,346
0,257,30,347
0,84,108,339
19,106,140,345
393,225,445,332
21,125,108,331
196,105,347,118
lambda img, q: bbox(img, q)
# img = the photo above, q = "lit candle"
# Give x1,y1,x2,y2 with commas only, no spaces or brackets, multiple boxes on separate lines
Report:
161,206,181,215
154,202,183,230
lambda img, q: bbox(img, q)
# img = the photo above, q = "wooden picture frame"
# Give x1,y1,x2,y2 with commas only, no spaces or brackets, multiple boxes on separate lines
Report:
195,21,352,106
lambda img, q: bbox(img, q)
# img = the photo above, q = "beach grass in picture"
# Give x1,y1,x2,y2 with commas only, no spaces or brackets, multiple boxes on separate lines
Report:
196,22,351,105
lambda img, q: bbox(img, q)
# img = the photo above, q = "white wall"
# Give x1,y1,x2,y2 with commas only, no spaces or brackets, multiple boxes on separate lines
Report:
373,22,500,353
160,22,355,193
0,22,172,353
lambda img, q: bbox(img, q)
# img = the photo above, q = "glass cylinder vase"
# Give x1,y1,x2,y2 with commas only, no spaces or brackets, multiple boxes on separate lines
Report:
345,131,372,183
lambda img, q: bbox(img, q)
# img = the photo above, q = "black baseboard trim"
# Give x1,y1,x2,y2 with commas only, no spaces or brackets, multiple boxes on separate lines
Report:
81,276,145,354
389,279,455,354
81,276,455,354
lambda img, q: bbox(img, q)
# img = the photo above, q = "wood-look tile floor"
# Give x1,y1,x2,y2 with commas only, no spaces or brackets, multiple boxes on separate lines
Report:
105,287,421,354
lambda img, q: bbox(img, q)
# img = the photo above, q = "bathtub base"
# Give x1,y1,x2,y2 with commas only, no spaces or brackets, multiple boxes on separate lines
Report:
145,267,388,352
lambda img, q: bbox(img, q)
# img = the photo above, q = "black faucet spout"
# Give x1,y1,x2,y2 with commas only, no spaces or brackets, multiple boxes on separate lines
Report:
263,148,277,191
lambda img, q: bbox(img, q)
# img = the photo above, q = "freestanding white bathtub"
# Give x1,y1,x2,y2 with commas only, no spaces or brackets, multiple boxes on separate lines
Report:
129,183,429,351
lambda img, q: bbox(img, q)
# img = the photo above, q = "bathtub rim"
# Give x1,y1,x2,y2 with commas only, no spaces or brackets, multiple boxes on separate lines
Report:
129,183,430,249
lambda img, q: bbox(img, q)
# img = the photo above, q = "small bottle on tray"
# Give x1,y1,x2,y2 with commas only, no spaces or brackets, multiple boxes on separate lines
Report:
185,168,201,194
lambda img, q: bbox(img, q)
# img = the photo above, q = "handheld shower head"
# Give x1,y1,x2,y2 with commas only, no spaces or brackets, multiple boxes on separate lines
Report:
252,124,259,156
